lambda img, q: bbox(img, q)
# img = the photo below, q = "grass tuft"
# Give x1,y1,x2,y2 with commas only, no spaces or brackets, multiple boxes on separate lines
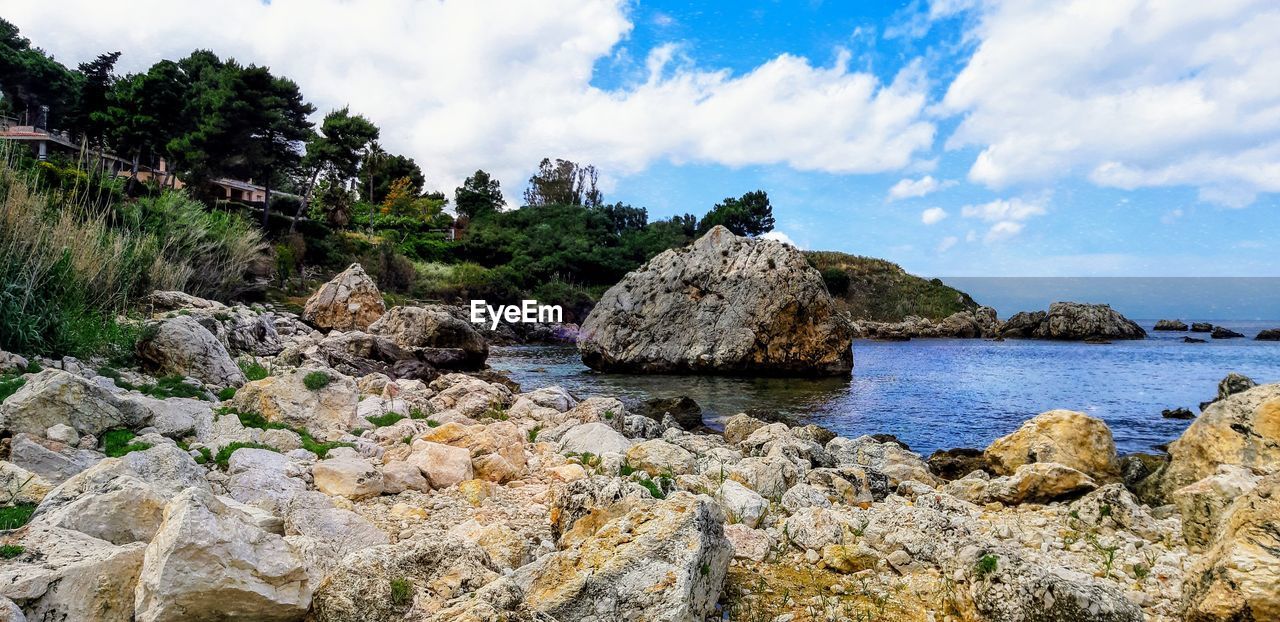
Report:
0,544,23,559
0,503,36,530
101,428,153,457
214,441,279,470
366,412,405,427
303,371,331,390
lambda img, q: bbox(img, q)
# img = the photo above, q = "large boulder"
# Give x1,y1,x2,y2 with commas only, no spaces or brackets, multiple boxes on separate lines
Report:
231,367,360,441
578,226,854,376
1183,473,1280,621
134,488,311,622
367,305,488,370
1160,382,1280,500
999,302,1146,340
0,525,145,622
985,410,1121,480
0,369,148,438
522,493,730,622
559,422,632,456
1171,464,1262,550
136,315,245,387
303,263,385,331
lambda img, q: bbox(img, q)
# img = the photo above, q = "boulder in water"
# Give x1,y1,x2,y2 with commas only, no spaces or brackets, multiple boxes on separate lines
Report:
1211,325,1244,339
1154,319,1188,331
1256,328,1280,341
578,226,854,376
999,302,1145,341
1190,322,1214,332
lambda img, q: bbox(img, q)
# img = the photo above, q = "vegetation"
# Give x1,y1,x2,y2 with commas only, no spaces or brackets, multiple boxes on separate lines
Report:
0,373,24,402
240,359,270,382
975,554,999,578
303,371,331,390
0,503,36,530
366,412,406,427
214,441,279,470
805,251,979,321
230,409,353,458
389,577,413,607
101,428,153,457
0,544,23,559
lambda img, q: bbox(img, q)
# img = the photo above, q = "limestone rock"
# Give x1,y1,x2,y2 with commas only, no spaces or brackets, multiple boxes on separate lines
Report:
0,525,145,622
635,396,703,430
724,523,773,562
1161,382,1280,499
625,439,697,476
984,462,1098,505
1171,464,1262,550
1256,328,1280,341
985,409,1121,480
368,305,489,370
523,492,730,622
7,433,102,484
134,488,311,622
0,460,52,505
136,316,245,387
722,413,767,445
0,369,147,438
1154,319,1189,331
558,422,632,456
548,475,652,541
231,367,359,441
312,457,384,500
715,479,769,528
1182,473,1280,621
999,302,1146,341
303,263,385,331
578,226,854,376
827,435,936,488
403,440,473,489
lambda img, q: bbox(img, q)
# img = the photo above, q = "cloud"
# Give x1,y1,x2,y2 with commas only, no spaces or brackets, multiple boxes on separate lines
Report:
920,207,948,225
5,0,936,196
761,230,798,247
887,175,952,201
959,196,1046,243
1160,208,1184,225
936,235,958,252
938,0,1280,206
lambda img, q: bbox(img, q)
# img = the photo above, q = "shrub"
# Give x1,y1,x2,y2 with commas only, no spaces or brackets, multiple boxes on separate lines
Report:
637,478,665,500
366,412,405,427
819,267,850,296
975,554,998,578
102,429,153,457
195,446,213,464
216,387,237,401
240,359,269,381
0,503,36,530
303,371,331,390
214,441,279,470
389,577,412,607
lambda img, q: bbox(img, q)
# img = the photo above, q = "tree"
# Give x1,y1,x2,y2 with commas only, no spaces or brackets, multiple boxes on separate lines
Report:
698,190,775,237
523,158,601,207
104,60,189,191
68,51,120,146
0,19,81,129
235,65,314,228
598,202,647,235
358,152,422,204
292,107,379,230
454,169,504,219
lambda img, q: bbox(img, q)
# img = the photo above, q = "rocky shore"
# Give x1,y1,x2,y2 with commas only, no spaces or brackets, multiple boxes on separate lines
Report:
2,276,1278,621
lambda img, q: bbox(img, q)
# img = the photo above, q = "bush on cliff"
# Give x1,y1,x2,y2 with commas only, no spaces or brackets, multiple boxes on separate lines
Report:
806,251,978,321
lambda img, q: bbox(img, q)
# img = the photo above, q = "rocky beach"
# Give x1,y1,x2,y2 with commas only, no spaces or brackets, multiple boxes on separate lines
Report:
1,228,1277,622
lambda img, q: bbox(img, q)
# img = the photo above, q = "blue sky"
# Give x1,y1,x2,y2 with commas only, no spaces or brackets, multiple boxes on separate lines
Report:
10,0,1280,278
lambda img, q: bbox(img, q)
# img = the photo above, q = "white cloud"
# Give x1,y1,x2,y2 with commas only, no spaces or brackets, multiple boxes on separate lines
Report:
959,196,1046,243
761,230,798,247
936,235,958,252
887,175,952,201
5,0,936,196
939,0,1280,206
1160,208,1184,225
920,207,948,225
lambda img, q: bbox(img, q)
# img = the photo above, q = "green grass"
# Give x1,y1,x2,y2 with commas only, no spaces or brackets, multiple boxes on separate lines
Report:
240,359,269,382
527,425,542,443
101,370,208,401
303,371,331,390
0,374,24,403
214,441,279,470
0,503,37,530
426,419,440,428
638,478,665,500
101,429,153,457
195,446,213,465
216,386,237,401
975,554,998,578
408,409,428,420
231,410,353,459
389,577,412,607
366,412,406,427
0,544,23,559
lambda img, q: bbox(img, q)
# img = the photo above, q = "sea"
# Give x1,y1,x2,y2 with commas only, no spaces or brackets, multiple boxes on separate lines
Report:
487,320,1280,456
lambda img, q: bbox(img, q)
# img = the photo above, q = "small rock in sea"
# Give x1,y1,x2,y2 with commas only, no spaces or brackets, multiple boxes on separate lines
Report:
1256,328,1280,341
1154,319,1188,331
1211,326,1244,339
1190,322,1214,332
1183,337,1206,343
1162,407,1195,420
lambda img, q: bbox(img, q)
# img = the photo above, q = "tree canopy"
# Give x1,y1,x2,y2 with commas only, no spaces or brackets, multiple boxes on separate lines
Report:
454,169,504,219
698,190,775,237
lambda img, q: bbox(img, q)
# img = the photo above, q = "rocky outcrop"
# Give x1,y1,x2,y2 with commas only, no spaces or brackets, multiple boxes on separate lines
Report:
303,263,385,331
231,368,360,441
1190,322,1213,332
0,369,148,438
1160,382,1280,500
136,316,245,387
578,226,854,376
0,525,145,621
999,302,1146,340
1182,473,1280,621
277,330,438,381
1154,319,1188,331
522,493,730,622
853,307,1000,340
1210,326,1244,339
1256,328,1280,341
985,409,1121,480
367,305,488,370
635,396,703,430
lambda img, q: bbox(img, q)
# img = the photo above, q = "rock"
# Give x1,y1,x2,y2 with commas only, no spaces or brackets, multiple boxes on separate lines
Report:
558,422,632,456
416,421,526,483
0,349,29,374
427,374,513,419
826,435,936,488
44,423,78,445
721,413,767,444
145,290,227,312
1162,407,1195,419
8,433,102,484
578,225,854,376
926,447,990,480
999,302,1146,340
1154,319,1188,331
985,409,1121,480
724,523,773,562
780,482,832,514
625,439,697,476
447,520,531,570
281,493,390,586
231,367,360,441
381,460,430,493
225,449,308,513
1183,473,1280,621
403,440,473,489
1184,336,1206,343
0,369,147,438
310,537,497,621
1171,464,1262,550
133,488,311,622
1160,382,1280,499
1256,328,1280,341
0,597,23,622
728,456,799,499
965,546,1143,622
368,305,488,370
822,544,878,574
280,331,434,382
303,263,385,331
547,475,652,541
853,307,1001,340
715,479,769,528
136,316,245,387
0,525,145,622
523,492,730,622
782,506,849,551
0,460,52,505
1216,372,1257,402
984,462,1097,505
635,396,703,430
1191,322,1214,332
1210,326,1244,339
312,457,384,500
1068,484,1166,540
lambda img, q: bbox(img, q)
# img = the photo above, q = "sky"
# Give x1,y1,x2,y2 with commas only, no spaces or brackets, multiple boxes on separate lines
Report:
7,0,1280,278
